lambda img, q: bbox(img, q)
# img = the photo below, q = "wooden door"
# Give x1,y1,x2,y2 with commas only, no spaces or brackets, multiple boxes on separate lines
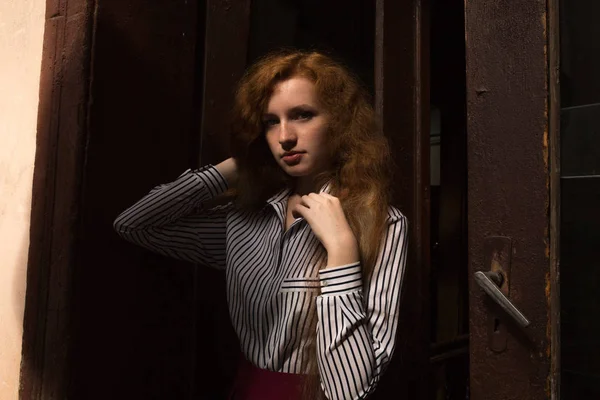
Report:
373,0,431,397
464,1,557,399
22,0,206,399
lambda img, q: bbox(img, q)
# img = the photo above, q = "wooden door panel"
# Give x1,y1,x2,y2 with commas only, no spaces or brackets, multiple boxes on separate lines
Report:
465,1,551,398
23,0,205,399
372,0,431,397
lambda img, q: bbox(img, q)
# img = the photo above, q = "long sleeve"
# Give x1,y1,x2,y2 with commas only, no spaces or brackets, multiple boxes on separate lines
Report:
113,165,231,269
315,210,408,399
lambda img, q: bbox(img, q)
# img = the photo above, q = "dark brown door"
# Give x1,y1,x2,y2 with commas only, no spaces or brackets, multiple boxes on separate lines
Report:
373,0,432,397
465,1,555,399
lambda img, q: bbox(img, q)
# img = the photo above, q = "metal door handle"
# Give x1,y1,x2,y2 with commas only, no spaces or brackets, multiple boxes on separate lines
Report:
474,271,530,328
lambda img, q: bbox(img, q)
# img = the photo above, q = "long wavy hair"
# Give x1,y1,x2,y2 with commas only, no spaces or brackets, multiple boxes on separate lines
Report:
229,50,393,399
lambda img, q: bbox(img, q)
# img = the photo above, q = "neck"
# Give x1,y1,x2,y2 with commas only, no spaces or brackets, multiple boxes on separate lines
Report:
293,176,317,196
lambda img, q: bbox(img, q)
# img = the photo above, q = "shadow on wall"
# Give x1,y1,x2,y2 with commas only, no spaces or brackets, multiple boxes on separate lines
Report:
12,193,31,328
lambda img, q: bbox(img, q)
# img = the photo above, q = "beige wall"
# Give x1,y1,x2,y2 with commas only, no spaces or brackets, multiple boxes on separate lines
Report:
0,0,46,398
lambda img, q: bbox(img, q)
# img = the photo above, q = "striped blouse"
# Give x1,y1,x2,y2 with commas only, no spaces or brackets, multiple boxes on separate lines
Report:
113,165,408,400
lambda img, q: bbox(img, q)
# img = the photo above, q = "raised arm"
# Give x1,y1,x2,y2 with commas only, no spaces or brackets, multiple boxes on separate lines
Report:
315,209,408,399
113,159,238,269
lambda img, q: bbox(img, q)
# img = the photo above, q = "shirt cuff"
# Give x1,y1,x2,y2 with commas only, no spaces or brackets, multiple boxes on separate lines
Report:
318,262,362,295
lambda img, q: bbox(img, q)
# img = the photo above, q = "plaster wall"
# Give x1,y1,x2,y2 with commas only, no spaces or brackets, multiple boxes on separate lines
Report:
0,1,46,398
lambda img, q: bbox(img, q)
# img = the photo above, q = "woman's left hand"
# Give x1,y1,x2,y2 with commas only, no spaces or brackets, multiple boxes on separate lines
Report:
291,193,360,265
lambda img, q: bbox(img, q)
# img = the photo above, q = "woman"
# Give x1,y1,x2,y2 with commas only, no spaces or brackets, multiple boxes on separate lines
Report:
114,51,408,400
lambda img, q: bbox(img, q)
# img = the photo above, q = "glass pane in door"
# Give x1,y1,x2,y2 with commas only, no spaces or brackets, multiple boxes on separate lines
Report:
560,0,600,397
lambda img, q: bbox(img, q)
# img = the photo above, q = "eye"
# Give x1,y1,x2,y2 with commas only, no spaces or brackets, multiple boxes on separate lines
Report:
296,110,314,120
262,118,279,128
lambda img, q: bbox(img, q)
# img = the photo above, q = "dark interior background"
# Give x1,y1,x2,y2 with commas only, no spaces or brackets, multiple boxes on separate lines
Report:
428,0,469,397
247,0,374,94
560,0,600,398
71,0,203,398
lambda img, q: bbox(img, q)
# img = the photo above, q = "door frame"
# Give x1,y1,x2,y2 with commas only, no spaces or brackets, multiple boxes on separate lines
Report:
20,0,95,398
549,0,561,395
374,0,431,396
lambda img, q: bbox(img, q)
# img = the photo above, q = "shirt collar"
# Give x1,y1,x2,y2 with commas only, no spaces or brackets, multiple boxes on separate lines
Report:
266,180,333,207
266,187,292,207
319,181,333,195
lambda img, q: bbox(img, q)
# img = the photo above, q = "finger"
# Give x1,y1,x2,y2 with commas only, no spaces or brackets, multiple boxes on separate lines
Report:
318,193,343,210
319,193,339,203
291,202,312,221
299,194,320,209
306,193,326,204
291,202,306,218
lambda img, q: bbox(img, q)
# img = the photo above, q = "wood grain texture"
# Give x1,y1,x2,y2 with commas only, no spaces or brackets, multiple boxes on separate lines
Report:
20,0,95,398
373,0,431,397
465,0,551,399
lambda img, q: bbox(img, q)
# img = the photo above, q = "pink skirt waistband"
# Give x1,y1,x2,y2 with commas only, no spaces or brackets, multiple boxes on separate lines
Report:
228,355,307,400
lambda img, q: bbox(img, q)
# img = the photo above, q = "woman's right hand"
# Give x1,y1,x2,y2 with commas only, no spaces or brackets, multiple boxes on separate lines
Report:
215,157,239,187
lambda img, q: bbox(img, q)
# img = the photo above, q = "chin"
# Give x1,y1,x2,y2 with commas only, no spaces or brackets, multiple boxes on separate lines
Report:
284,170,311,178
280,164,313,177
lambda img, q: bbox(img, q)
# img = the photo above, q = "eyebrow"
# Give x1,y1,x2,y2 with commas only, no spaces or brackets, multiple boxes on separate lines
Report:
263,104,317,118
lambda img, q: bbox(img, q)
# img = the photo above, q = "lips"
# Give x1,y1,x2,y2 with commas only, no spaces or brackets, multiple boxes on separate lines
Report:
282,152,303,164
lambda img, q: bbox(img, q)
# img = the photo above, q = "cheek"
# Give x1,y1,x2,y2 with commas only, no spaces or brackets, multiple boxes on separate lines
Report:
315,129,335,164
313,127,330,152
265,134,280,158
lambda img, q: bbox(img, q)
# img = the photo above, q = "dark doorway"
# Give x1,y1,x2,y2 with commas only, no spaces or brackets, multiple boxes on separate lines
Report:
428,0,469,398
247,0,375,94
68,1,380,399
24,0,445,399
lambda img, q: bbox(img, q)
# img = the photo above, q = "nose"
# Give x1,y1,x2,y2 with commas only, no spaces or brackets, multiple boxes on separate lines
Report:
278,120,297,149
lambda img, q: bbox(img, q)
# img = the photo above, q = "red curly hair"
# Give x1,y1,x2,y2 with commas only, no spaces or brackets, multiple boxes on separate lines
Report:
231,50,392,273
229,50,393,398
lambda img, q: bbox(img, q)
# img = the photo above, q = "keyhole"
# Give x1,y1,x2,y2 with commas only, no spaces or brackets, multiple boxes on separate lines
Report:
494,318,501,333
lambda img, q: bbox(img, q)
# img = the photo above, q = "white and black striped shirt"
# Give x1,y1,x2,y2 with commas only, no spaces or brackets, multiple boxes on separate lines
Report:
113,165,408,400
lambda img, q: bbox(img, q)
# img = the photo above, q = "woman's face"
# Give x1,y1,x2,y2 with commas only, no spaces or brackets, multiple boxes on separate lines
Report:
263,77,331,182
